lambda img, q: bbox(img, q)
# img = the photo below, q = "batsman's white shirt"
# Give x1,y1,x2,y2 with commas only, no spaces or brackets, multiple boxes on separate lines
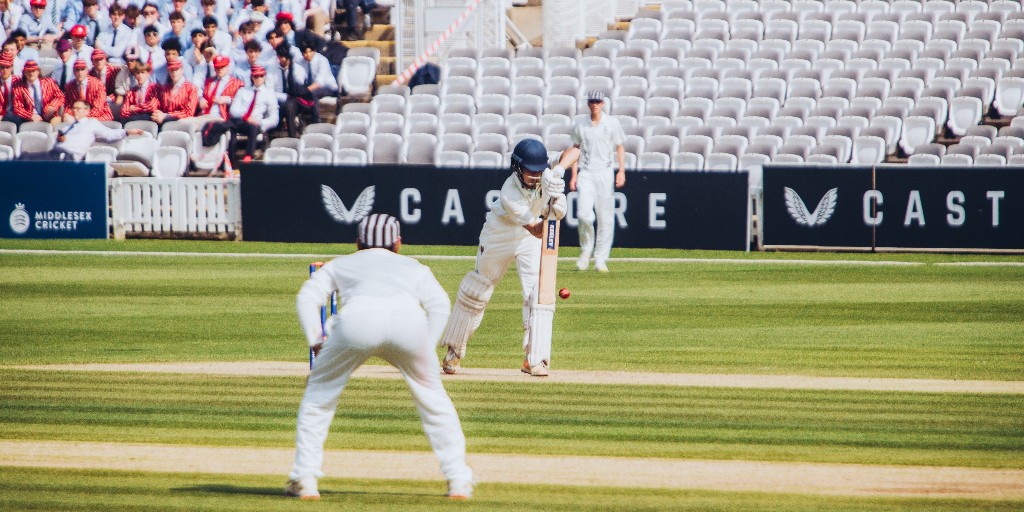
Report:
291,248,472,483
476,173,566,327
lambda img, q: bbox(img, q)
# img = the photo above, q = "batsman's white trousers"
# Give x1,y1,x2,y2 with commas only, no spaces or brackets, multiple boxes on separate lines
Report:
576,168,615,262
476,221,541,330
290,295,473,483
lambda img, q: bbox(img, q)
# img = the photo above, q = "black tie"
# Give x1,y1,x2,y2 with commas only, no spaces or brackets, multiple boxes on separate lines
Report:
112,27,117,47
61,120,78,136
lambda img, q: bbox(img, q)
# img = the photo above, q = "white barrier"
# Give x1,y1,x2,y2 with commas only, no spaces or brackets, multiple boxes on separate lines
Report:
109,178,241,240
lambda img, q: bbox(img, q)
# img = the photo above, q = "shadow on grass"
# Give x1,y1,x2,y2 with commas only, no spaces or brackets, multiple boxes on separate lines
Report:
176,484,419,499
175,484,287,497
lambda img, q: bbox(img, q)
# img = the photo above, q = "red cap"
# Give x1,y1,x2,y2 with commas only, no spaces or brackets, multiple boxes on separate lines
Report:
0,54,12,68
250,65,265,77
212,55,230,69
22,60,39,71
70,24,87,38
91,48,106,61
166,59,182,71
73,59,88,70
275,12,293,23
29,0,45,7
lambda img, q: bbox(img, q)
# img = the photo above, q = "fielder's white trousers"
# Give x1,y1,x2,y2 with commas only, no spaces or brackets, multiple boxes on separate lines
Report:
476,221,540,331
576,168,615,263
290,296,473,483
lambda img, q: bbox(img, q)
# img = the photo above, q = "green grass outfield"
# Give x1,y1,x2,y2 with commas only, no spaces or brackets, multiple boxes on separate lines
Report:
0,239,1022,510
2,467,1023,512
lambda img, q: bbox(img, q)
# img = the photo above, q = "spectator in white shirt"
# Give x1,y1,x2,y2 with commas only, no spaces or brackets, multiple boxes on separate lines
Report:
224,64,277,162
298,40,336,97
202,14,231,56
162,11,192,52
0,0,23,43
96,4,133,65
74,0,102,46
18,0,56,48
138,24,166,69
22,99,145,161
8,28,36,64
67,24,94,66
134,2,166,45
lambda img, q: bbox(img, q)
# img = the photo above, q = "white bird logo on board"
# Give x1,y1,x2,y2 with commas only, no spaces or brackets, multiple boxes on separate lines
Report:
321,185,375,224
784,187,838,227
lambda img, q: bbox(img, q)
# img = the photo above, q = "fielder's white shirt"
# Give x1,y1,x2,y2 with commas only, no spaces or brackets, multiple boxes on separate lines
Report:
295,248,451,348
571,113,625,172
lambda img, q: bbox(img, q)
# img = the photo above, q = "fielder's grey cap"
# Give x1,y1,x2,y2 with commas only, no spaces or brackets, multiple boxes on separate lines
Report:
587,90,605,102
358,213,400,248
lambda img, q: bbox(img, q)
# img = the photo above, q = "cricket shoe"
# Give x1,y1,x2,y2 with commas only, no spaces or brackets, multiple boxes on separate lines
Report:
594,260,609,273
285,476,320,500
522,358,549,377
442,347,461,375
447,479,473,500
575,254,590,271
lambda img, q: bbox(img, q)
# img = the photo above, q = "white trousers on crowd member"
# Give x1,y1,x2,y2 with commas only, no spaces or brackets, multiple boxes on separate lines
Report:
576,168,616,263
476,221,541,331
289,296,473,483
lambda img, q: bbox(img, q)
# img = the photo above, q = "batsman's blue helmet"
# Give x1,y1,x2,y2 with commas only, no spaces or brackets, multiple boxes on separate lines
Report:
510,138,549,173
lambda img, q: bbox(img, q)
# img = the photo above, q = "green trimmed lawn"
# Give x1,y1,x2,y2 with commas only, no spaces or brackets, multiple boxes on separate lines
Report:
1,467,1021,512
0,246,1021,379
1,370,1020,468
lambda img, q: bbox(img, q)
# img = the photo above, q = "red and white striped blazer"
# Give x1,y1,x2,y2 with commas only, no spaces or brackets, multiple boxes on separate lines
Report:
200,75,243,120
159,79,199,120
120,81,161,119
64,76,113,121
89,64,122,99
0,75,20,116
13,77,65,121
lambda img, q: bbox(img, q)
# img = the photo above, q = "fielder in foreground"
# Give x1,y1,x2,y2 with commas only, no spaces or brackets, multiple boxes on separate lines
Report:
440,139,571,377
286,213,474,500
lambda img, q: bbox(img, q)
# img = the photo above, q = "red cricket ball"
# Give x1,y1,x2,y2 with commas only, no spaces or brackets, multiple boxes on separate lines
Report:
558,288,570,300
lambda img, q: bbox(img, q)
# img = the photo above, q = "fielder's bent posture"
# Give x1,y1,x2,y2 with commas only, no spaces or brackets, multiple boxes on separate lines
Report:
286,213,474,500
569,90,626,273
441,139,569,377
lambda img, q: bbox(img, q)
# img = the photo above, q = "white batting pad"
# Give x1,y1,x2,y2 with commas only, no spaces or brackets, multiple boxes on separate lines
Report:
526,302,555,367
440,271,494,358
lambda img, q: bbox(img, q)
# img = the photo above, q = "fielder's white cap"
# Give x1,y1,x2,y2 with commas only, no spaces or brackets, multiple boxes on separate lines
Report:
587,90,605,103
358,213,400,248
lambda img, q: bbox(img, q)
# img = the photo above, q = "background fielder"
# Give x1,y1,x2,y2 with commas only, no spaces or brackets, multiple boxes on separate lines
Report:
569,90,626,273
440,139,569,377
287,213,474,501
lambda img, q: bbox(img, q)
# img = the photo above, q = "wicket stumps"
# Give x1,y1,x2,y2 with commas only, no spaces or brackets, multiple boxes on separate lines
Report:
308,262,338,370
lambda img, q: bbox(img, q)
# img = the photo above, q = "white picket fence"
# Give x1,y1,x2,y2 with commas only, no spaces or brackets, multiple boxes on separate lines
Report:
108,178,242,239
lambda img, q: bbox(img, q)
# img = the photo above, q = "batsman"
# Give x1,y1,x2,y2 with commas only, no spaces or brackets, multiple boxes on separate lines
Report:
441,139,577,377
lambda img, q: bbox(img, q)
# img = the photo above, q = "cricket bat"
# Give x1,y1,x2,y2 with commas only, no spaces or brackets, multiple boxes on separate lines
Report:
537,167,565,305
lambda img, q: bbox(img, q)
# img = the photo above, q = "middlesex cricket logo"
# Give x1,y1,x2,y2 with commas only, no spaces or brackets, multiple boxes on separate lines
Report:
785,187,838,227
321,185,375,224
9,203,29,235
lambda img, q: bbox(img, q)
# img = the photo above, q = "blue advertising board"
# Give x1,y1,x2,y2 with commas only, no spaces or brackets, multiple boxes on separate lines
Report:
762,165,1024,251
240,164,751,250
0,162,109,239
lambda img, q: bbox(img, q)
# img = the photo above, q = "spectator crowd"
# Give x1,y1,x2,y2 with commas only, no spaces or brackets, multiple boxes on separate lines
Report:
0,0,363,163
